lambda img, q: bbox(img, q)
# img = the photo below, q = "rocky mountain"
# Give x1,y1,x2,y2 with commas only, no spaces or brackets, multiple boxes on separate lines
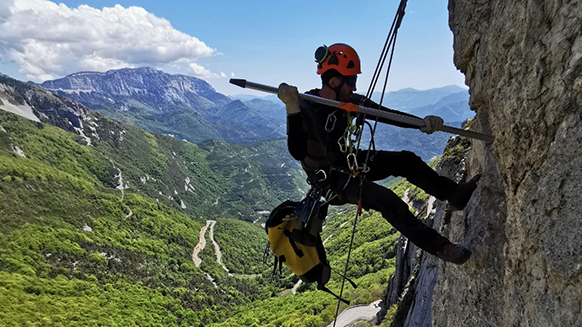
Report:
38,68,287,144
38,67,472,155
377,1,582,327
39,67,231,113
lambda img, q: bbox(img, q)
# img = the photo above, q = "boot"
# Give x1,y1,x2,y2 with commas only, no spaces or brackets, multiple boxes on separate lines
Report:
436,243,472,265
448,174,481,210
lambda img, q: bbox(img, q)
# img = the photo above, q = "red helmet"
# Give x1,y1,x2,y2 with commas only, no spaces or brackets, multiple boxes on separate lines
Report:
315,43,361,76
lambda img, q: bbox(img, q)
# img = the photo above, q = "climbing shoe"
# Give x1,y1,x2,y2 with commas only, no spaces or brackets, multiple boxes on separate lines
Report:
448,174,481,210
436,243,472,265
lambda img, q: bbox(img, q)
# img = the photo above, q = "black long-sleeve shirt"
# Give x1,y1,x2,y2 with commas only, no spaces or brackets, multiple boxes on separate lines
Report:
287,89,421,172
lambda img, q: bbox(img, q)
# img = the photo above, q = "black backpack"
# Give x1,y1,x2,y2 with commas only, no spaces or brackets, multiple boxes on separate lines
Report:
265,199,356,304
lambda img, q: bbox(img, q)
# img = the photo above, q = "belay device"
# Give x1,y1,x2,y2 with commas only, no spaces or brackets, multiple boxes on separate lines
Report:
265,198,356,304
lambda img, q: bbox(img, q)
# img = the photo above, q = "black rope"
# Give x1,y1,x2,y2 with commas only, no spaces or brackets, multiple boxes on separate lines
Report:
332,178,365,327
331,1,408,326
365,0,408,101
361,0,407,171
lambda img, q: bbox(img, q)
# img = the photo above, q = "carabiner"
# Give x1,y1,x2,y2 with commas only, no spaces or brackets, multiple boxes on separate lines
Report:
338,136,348,153
325,112,337,132
314,169,327,182
347,153,358,172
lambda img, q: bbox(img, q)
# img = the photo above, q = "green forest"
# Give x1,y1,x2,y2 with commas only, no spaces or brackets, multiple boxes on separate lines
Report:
0,103,430,326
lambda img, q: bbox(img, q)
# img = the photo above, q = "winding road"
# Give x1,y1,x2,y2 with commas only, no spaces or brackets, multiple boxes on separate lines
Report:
326,300,382,327
208,220,230,273
192,220,212,268
192,220,220,287
192,220,229,272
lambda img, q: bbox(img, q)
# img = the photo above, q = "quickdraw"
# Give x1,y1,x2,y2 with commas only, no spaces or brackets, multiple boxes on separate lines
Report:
339,112,366,177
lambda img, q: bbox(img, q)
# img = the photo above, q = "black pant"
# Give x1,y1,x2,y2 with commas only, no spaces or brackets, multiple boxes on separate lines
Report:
327,150,457,255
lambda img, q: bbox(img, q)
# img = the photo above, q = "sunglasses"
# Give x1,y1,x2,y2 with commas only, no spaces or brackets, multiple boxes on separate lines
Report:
344,76,357,87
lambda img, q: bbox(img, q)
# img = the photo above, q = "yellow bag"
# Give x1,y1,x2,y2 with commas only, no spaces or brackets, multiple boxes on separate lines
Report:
265,200,355,304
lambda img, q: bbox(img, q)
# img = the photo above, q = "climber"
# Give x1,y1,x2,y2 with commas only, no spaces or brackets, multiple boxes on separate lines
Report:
278,43,480,265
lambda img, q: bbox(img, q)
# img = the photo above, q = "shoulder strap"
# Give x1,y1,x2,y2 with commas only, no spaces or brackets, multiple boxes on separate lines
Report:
318,284,350,305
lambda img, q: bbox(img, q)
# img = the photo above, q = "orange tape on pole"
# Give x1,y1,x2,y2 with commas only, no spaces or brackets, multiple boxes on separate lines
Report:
339,102,360,112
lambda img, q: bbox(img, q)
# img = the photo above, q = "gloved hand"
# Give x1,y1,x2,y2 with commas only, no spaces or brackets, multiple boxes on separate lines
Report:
278,83,300,115
420,115,444,134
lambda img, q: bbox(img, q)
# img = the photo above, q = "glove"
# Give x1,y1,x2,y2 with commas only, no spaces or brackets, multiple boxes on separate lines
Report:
420,115,444,134
278,83,300,115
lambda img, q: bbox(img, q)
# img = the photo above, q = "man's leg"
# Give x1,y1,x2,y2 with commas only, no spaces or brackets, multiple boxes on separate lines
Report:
336,177,449,255
363,150,456,200
363,150,480,209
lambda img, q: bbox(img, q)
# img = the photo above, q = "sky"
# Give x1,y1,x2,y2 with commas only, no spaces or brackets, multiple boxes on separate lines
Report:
0,0,466,96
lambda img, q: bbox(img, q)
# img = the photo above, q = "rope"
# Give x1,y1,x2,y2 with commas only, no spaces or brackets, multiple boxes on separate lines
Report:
332,1,408,326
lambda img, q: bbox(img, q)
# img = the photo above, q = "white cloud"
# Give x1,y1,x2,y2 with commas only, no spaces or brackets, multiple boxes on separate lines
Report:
188,62,225,79
0,0,221,81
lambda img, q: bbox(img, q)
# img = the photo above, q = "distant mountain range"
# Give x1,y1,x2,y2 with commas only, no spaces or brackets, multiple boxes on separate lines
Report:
372,85,473,123
38,68,287,144
231,94,281,103
39,67,231,113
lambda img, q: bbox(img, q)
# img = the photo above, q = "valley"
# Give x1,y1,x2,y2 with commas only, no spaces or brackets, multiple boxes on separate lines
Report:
0,69,458,326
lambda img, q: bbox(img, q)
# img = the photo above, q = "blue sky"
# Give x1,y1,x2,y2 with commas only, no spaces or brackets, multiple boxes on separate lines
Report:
0,0,465,96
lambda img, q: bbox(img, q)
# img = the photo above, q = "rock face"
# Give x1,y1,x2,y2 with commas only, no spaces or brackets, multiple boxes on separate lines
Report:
380,1,582,326
40,67,231,113
0,75,103,145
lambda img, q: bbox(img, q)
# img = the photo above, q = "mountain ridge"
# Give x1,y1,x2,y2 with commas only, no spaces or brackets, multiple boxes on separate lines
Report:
39,67,288,145
39,67,231,114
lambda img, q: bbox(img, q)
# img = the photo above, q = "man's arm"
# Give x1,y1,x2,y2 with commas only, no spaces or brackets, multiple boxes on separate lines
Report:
279,83,307,160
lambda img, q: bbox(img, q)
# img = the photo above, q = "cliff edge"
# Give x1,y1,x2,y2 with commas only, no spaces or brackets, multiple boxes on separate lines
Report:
379,1,582,326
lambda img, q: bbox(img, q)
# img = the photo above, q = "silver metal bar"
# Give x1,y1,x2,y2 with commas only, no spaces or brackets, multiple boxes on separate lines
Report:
230,79,494,143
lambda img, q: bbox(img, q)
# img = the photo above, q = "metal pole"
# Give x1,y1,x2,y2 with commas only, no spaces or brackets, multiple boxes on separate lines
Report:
230,79,494,143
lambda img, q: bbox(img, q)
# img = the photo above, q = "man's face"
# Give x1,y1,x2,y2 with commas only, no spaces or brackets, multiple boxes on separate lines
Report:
337,75,357,102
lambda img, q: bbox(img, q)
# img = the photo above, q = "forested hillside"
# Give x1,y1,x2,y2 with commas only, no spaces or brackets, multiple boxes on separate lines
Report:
0,74,307,221
0,107,430,326
0,110,281,326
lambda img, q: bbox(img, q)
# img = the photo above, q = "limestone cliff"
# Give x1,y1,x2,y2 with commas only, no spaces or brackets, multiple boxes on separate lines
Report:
379,1,582,326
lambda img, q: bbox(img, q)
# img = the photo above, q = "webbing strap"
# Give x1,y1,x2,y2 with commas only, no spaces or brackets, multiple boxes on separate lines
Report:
284,229,304,258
